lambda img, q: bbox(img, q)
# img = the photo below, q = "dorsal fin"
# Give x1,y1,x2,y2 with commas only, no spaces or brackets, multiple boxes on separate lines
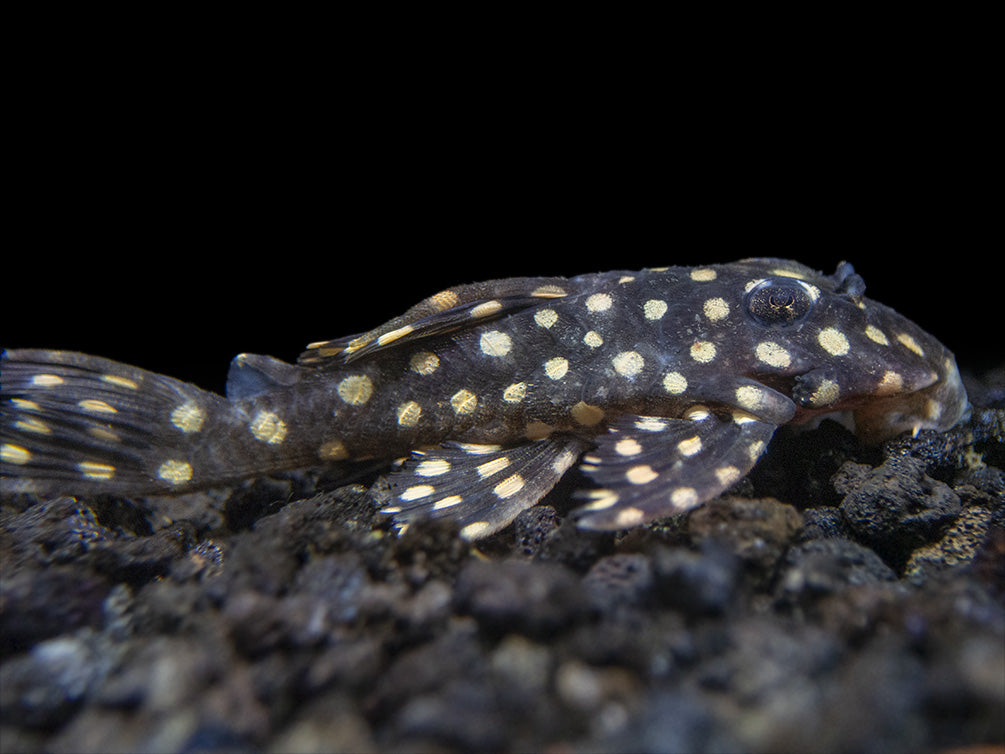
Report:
298,276,570,368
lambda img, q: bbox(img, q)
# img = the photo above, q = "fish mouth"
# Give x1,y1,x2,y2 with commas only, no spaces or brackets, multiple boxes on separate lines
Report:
850,360,969,444
759,358,969,445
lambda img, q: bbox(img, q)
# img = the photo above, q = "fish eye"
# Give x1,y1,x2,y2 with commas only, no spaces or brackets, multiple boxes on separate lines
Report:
746,279,814,326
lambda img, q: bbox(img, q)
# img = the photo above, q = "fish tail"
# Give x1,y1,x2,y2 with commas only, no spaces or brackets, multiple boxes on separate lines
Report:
1,349,241,496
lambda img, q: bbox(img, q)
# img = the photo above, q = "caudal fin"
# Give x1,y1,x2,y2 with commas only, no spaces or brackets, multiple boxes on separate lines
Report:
1,349,232,496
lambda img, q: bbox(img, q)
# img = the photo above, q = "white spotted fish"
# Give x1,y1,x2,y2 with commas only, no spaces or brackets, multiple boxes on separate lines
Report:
1,259,969,539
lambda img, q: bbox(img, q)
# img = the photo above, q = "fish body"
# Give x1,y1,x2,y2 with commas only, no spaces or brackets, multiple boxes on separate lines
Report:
1,259,968,539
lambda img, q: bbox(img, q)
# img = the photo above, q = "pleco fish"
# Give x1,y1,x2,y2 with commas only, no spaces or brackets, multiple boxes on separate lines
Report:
1,259,969,539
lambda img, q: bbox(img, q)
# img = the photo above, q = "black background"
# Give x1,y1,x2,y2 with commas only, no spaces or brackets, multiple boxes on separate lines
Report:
5,193,996,396
5,53,999,394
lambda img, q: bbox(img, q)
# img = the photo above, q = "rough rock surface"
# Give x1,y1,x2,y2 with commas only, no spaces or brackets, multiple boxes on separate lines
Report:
2,368,1003,753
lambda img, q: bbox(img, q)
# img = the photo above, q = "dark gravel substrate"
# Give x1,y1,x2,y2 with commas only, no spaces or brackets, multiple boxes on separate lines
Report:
2,368,1003,754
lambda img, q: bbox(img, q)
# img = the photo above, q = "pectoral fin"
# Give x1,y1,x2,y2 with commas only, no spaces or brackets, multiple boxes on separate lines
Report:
572,409,778,530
